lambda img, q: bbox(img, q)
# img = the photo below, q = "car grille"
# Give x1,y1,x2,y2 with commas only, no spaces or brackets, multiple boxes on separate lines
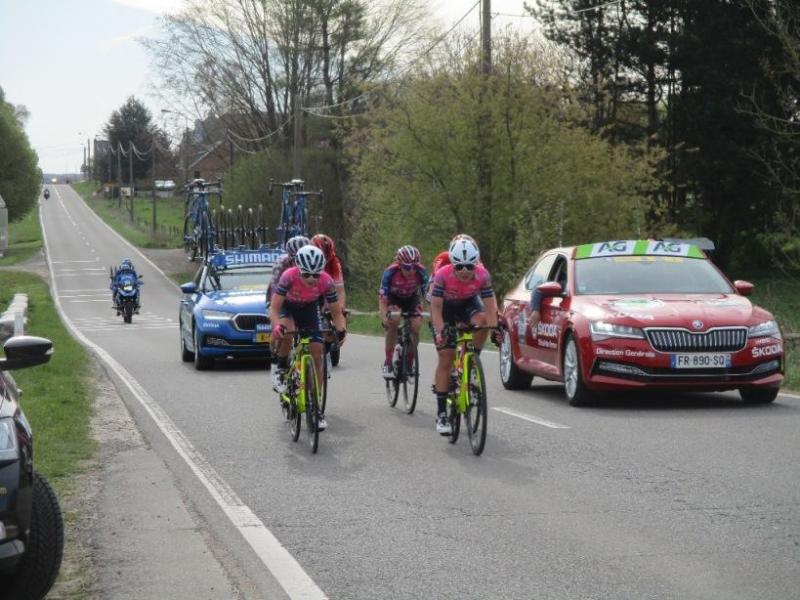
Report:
233,314,269,331
645,327,747,353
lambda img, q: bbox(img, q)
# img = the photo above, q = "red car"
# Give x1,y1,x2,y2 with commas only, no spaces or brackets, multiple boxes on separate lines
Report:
498,240,784,405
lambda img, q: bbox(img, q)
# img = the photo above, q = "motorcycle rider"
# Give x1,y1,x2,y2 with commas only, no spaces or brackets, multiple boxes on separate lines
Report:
43,188,50,200
110,259,143,314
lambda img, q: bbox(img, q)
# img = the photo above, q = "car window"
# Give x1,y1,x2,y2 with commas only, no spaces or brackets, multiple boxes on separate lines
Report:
524,254,557,291
574,256,734,294
203,266,272,292
548,255,568,292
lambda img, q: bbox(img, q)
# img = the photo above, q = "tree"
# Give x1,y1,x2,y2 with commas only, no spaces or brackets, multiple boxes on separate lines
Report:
95,97,164,185
0,86,40,220
346,35,657,293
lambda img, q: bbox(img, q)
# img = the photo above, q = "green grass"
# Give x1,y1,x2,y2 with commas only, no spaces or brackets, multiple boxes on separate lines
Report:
72,180,184,248
0,271,94,494
0,207,42,266
747,274,800,390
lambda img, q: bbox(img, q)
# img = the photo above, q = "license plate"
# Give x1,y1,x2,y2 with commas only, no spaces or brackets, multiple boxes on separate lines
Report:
670,353,731,369
254,332,270,343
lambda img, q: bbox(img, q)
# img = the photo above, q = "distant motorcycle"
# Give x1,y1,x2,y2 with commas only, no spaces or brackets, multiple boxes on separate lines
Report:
43,188,50,200
110,268,142,324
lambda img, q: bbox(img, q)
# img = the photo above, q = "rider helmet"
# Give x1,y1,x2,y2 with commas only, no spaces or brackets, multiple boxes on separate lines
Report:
396,245,421,265
295,245,326,274
451,233,476,245
448,238,480,266
121,259,134,269
285,235,310,257
311,234,336,261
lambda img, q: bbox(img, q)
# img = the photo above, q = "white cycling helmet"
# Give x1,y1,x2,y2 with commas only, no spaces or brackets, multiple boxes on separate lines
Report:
295,244,326,274
448,238,480,266
285,235,310,257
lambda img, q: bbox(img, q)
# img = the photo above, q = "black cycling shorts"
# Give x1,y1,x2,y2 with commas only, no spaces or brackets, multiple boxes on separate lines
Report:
279,301,323,343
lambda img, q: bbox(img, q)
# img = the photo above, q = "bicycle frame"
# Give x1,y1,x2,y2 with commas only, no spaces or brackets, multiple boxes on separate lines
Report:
281,333,323,413
450,330,476,414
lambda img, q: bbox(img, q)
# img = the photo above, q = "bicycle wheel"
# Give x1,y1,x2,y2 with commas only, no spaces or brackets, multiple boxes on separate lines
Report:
257,204,267,245
183,214,198,261
448,390,461,444
199,212,210,261
234,205,245,247
288,388,301,443
385,358,399,407
304,360,320,453
402,344,419,415
321,349,328,414
464,353,488,456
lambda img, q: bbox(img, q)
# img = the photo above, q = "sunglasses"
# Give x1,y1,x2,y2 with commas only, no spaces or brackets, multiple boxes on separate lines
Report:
399,262,415,270
301,272,321,280
454,264,476,272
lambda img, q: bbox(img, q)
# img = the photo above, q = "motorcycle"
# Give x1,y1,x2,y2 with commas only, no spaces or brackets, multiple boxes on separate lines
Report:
110,269,142,324
43,188,50,200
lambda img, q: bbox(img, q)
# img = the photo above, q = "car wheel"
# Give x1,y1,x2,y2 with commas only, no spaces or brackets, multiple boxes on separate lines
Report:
193,324,213,371
739,387,778,404
0,471,64,600
563,333,594,407
180,317,193,362
499,327,532,390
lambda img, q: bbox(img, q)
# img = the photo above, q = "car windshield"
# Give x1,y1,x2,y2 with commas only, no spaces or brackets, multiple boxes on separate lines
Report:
574,256,734,295
203,266,272,292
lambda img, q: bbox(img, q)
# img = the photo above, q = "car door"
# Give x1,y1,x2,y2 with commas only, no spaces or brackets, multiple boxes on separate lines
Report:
532,254,569,369
518,254,558,361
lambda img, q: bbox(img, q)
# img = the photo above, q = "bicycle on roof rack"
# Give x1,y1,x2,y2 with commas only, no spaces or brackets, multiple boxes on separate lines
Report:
269,178,323,246
183,178,223,261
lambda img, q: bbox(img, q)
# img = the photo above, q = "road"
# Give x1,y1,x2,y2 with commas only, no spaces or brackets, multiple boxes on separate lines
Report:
41,185,800,599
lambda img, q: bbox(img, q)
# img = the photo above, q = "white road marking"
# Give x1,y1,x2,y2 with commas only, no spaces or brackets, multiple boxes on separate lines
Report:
61,288,111,293
51,259,99,264
779,391,800,400
44,187,327,600
492,407,571,429
56,268,106,273
67,299,115,303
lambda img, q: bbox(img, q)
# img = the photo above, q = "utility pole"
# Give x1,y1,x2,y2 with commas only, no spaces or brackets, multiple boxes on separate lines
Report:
107,145,112,185
293,96,302,178
117,144,122,209
129,141,134,222
87,136,91,181
83,145,87,180
152,145,157,232
478,0,492,264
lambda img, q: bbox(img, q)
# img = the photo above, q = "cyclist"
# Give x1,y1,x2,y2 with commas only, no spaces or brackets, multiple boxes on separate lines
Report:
311,234,346,308
426,234,478,302
110,259,143,313
379,245,428,379
429,238,497,435
267,235,310,365
270,245,346,431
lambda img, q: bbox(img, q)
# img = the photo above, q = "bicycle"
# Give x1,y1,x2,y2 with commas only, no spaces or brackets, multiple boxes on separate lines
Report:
319,308,349,414
442,325,494,456
183,179,222,261
269,179,323,246
279,329,326,454
385,310,427,414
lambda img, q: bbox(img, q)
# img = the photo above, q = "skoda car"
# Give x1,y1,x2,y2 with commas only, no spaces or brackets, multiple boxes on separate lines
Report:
179,248,284,370
498,240,784,405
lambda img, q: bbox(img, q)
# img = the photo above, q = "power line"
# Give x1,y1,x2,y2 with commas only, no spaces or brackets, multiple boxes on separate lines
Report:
227,116,292,143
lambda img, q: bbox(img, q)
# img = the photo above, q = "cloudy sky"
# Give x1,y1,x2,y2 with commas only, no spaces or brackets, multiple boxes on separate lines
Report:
0,0,537,173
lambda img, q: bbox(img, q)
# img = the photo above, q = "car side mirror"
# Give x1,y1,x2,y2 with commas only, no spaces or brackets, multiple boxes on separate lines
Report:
734,280,754,296
0,336,53,370
537,281,564,297
180,282,197,294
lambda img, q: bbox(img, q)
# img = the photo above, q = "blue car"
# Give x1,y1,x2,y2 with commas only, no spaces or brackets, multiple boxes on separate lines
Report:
179,248,285,370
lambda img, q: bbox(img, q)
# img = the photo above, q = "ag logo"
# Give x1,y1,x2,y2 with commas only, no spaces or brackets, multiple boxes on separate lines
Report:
692,320,704,330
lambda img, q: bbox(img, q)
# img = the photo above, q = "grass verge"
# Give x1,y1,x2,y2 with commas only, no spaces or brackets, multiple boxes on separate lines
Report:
72,181,184,248
0,207,42,266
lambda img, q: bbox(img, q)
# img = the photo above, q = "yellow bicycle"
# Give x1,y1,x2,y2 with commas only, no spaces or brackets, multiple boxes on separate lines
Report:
280,329,325,453
445,325,491,456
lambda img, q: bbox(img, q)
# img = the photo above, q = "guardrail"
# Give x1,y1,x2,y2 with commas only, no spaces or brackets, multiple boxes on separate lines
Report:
0,293,27,343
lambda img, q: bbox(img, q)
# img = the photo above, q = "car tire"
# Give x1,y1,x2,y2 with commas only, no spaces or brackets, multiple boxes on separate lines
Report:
739,387,779,404
563,333,595,407
193,325,213,371
1,471,64,600
499,327,532,390
180,318,193,362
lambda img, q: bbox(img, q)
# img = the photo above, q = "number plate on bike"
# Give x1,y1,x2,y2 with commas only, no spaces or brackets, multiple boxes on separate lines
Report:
670,353,730,369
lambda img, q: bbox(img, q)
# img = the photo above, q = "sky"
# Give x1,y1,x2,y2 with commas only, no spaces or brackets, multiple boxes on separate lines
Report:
0,0,537,174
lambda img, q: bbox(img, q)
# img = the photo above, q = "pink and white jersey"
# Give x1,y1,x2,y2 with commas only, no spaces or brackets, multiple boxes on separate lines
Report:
431,264,494,303
275,266,338,305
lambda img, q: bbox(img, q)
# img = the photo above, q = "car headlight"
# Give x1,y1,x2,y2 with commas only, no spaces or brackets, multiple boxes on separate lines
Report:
201,309,231,320
0,418,19,462
748,320,781,339
590,321,645,341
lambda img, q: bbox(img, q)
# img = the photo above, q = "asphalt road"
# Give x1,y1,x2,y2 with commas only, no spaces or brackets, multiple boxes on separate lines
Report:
41,185,800,599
